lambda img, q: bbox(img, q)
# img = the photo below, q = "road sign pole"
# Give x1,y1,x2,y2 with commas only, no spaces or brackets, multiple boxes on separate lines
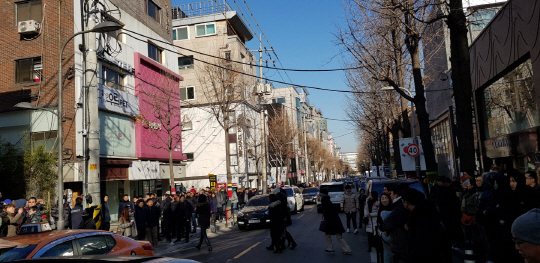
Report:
411,101,421,179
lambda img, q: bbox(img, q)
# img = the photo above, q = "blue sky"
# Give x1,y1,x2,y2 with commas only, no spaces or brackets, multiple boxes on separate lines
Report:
172,0,358,153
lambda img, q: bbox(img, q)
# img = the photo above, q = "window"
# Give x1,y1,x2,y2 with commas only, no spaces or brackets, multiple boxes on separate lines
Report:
101,66,124,91
77,235,111,255
16,57,41,83
196,23,216,37
180,86,195,101
183,153,194,161
148,42,162,63
178,56,194,70
16,0,42,23
224,51,231,61
0,245,37,262
147,0,160,22
173,27,189,40
31,130,57,152
41,240,74,257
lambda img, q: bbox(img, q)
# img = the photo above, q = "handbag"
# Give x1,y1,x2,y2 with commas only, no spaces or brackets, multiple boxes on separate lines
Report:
318,216,327,232
461,213,475,226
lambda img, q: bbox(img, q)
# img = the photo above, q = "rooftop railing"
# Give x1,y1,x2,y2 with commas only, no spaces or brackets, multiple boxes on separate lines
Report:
172,0,232,19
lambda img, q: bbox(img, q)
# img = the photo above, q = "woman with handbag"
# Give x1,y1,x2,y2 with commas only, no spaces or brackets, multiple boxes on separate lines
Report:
363,191,379,253
117,207,133,237
319,188,352,255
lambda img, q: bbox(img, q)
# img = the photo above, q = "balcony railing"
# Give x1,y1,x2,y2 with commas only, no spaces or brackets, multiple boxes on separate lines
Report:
172,0,232,19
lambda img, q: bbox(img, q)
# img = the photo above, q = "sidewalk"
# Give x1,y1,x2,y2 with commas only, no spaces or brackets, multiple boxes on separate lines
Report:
110,219,237,256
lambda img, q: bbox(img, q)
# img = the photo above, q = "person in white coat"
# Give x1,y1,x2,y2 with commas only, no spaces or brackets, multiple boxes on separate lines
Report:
364,191,379,253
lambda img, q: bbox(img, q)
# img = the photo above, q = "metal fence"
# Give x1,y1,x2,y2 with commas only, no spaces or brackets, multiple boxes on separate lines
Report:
172,0,232,19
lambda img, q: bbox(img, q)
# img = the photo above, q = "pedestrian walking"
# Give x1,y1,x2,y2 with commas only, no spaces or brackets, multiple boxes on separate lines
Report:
195,194,212,251
319,188,352,255
134,199,146,240
101,194,111,231
278,191,297,249
174,195,192,243
383,184,410,262
364,191,379,253
340,185,359,234
401,188,443,263
117,207,133,237
511,208,540,263
144,198,160,249
267,194,286,253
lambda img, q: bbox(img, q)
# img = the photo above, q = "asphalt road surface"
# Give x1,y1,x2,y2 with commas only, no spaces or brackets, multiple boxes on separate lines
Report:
156,204,378,263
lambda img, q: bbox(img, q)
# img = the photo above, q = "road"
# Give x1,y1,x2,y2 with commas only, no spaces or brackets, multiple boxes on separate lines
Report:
156,203,377,263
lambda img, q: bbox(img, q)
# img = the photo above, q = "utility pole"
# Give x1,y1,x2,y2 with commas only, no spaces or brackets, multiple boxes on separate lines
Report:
84,1,101,206
302,115,309,183
251,35,273,194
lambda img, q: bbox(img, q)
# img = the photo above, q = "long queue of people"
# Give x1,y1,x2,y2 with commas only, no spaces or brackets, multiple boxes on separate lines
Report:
345,168,540,263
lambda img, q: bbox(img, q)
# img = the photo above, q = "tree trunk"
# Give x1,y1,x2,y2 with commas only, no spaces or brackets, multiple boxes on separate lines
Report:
409,47,438,172
391,121,403,175
447,0,476,171
169,134,174,193
224,117,232,185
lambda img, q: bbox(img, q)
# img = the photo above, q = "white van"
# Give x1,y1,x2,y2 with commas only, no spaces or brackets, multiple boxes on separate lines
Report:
317,182,345,213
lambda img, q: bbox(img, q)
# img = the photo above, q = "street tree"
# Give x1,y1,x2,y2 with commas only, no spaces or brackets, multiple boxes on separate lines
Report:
22,134,57,200
267,105,297,182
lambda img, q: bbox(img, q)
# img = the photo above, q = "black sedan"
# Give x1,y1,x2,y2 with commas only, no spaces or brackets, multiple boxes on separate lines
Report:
237,194,270,230
302,187,318,204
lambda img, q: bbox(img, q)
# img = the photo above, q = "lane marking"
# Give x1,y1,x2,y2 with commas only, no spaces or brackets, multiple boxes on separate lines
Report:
233,241,261,259
297,214,305,219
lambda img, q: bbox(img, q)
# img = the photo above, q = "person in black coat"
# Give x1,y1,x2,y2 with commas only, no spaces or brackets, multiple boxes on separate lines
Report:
144,199,161,249
161,194,174,244
134,200,146,240
195,194,212,251
174,195,193,243
69,197,84,230
101,195,111,231
435,176,463,247
267,194,286,253
320,188,352,255
401,188,443,263
383,184,410,261
118,194,133,221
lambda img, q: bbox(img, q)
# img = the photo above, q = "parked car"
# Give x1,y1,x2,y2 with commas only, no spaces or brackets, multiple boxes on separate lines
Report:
365,178,427,197
282,186,304,213
317,182,345,213
302,187,318,204
15,255,199,263
0,230,154,262
237,194,271,230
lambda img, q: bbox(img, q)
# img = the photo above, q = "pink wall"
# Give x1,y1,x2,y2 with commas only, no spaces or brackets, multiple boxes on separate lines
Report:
134,52,185,160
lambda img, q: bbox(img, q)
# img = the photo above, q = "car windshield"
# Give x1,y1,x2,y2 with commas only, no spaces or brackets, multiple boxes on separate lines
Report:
303,188,318,194
247,197,270,207
0,245,37,262
320,185,344,193
284,189,294,197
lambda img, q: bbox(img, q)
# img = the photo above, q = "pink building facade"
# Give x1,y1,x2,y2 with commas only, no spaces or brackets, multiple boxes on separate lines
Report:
134,52,185,161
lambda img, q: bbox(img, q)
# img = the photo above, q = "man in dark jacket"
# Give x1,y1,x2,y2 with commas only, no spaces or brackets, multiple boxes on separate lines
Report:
101,194,111,231
383,184,410,262
402,188,443,262
144,198,160,248
134,200,146,240
435,176,463,248
69,197,84,229
174,195,193,243
187,192,198,233
118,194,132,221
161,193,174,244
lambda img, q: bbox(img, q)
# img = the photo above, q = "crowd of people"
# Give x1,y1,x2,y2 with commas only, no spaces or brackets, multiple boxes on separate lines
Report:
334,167,540,263
0,194,49,237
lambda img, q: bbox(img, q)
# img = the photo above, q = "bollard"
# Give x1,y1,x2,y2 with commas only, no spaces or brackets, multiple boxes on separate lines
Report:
464,248,476,263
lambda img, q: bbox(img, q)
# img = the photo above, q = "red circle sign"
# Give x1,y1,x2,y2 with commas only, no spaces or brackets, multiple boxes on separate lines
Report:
406,144,420,157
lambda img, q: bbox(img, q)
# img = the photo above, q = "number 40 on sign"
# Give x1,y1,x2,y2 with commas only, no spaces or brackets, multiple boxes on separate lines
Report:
404,143,420,158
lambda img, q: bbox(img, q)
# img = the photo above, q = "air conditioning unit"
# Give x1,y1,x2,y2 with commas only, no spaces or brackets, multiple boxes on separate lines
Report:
18,20,41,35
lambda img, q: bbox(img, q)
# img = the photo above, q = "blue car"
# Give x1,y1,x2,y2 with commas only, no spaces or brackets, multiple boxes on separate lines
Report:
302,187,318,204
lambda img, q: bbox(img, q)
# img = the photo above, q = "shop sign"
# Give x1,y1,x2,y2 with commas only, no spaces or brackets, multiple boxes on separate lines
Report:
98,85,139,117
484,127,538,158
209,174,217,190
98,53,134,74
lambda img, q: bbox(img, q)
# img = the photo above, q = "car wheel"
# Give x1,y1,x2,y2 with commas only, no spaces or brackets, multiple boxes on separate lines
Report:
238,225,246,230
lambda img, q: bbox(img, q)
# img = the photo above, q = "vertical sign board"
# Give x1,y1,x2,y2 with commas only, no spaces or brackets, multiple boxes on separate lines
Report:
209,174,217,190
216,174,227,189
399,137,427,171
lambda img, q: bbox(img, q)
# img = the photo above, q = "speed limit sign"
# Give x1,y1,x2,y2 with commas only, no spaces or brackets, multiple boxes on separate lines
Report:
405,143,420,157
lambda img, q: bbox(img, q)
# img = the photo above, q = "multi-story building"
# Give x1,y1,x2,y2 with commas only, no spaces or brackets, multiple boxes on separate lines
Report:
0,0,185,219
171,0,263,189
339,152,359,173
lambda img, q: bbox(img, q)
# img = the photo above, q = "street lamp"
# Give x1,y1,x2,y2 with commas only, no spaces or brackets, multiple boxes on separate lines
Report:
53,21,123,230
381,86,421,179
